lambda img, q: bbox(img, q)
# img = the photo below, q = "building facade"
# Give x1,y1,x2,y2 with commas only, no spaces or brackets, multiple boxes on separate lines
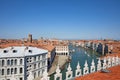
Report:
0,46,48,80
28,34,32,43
55,44,69,56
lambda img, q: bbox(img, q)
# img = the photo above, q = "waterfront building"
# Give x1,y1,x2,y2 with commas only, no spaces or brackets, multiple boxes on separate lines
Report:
55,44,69,56
39,45,56,70
0,46,48,80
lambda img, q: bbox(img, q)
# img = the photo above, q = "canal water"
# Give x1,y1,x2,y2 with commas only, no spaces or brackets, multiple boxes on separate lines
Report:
50,44,101,80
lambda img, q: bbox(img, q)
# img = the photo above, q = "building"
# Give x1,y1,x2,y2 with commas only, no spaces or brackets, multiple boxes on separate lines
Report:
39,45,56,70
55,44,69,56
0,46,48,80
28,34,32,43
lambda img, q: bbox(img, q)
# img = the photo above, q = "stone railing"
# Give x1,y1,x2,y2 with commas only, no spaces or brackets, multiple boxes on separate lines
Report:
27,56,120,80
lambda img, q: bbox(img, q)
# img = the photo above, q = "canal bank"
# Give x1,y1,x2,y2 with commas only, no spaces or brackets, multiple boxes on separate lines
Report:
48,55,69,75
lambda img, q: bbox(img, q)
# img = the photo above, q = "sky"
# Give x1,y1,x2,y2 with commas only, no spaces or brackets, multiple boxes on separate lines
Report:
0,0,120,40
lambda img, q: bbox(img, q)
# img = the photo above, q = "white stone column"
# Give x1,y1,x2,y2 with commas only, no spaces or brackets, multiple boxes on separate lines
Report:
66,63,73,80
54,64,62,80
102,58,107,69
119,58,120,65
90,59,95,73
112,57,115,66
75,62,82,77
115,56,119,65
97,58,101,71
107,57,111,68
83,60,89,75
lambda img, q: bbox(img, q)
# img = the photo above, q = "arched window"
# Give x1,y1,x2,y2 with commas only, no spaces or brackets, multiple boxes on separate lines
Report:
38,63,40,67
11,59,13,66
13,50,17,53
34,57,36,61
2,60,5,66
38,71,40,76
14,68,17,74
7,68,10,75
20,59,23,65
0,60,1,66
34,72,36,78
34,64,36,69
20,68,23,73
2,69,4,75
38,56,40,60
15,59,17,65
42,69,44,74
7,60,10,66
11,68,13,74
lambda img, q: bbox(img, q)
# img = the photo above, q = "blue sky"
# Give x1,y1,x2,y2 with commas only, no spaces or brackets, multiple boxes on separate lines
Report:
0,0,120,40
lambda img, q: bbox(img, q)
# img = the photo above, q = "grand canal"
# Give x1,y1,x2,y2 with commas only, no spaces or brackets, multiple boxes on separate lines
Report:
50,44,101,80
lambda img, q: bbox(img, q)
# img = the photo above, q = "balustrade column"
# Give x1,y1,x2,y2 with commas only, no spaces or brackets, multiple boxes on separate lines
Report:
66,63,73,80
75,62,82,77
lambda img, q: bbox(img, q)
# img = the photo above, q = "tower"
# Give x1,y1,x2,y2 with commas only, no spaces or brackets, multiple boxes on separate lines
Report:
28,34,32,43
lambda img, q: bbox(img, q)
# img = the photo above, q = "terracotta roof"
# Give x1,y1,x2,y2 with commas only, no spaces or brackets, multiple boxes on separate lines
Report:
40,45,55,52
75,65,120,80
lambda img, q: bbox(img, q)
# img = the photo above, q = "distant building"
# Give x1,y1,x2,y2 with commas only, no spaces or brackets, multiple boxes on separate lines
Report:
28,34,32,43
39,45,56,70
55,44,69,56
96,43,108,55
0,46,48,80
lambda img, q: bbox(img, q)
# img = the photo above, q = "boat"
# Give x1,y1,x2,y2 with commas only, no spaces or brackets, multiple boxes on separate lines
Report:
69,49,75,53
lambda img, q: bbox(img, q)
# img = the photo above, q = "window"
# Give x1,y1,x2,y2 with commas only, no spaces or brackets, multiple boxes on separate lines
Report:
38,63,40,67
11,68,13,74
20,59,23,65
28,50,32,53
34,64,36,69
38,56,40,60
11,60,13,66
2,69,4,75
34,72,36,78
42,69,44,74
7,68,10,75
3,50,8,53
0,60,1,66
7,60,10,66
14,68,17,74
15,59,17,65
20,68,23,73
2,60,5,66
20,78,23,80
13,50,17,53
34,57,36,61
38,71,40,76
